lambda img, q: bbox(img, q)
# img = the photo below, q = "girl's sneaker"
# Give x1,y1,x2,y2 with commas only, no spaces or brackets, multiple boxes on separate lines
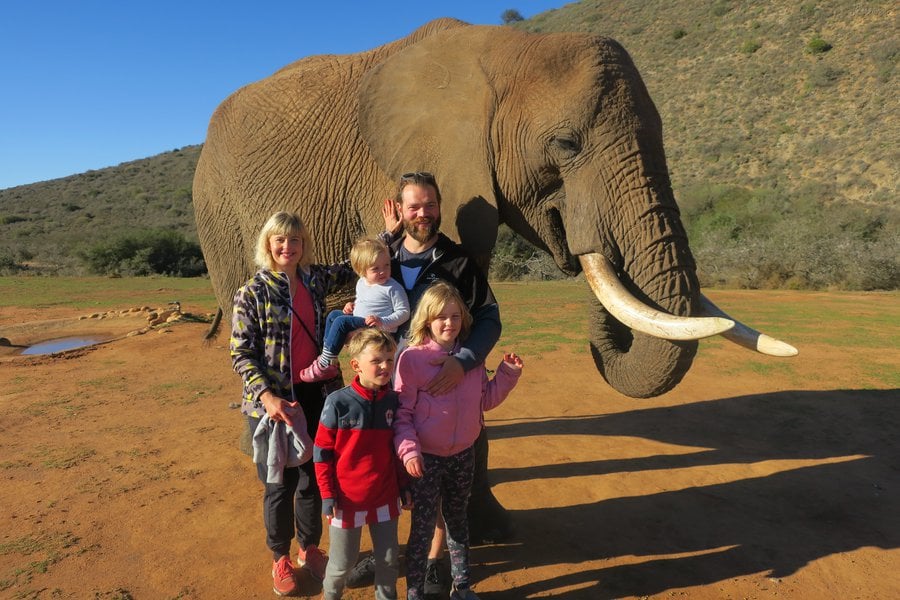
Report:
424,558,449,596
449,586,480,600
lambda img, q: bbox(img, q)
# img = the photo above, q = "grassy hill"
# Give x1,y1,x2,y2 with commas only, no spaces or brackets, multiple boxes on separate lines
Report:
1,1,896,288
523,1,897,205
0,146,202,271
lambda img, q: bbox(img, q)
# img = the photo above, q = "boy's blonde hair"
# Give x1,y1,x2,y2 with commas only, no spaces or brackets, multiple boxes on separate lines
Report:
347,327,397,360
406,281,472,347
350,237,389,278
254,211,315,271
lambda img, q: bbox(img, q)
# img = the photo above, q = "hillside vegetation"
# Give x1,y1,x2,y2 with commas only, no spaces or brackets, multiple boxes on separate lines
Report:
0,146,202,273
1,1,896,288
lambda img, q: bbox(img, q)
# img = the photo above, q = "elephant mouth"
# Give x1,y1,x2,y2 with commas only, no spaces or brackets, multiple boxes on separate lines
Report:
541,198,579,275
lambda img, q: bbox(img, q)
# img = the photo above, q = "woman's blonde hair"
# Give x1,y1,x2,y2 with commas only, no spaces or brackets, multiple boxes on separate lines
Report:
406,281,472,346
350,237,389,278
254,211,315,271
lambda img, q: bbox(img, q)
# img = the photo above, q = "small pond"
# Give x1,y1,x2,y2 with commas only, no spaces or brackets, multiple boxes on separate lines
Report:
21,337,107,356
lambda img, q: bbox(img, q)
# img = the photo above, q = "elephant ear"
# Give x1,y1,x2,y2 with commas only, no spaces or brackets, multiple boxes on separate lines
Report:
358,26,498,258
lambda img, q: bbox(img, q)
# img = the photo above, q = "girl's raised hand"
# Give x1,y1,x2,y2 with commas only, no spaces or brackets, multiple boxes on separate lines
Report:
502,352,524,370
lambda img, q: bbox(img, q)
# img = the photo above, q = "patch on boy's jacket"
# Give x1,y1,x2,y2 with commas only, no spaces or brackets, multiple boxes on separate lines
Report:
384,409,394,427
339,416,360,429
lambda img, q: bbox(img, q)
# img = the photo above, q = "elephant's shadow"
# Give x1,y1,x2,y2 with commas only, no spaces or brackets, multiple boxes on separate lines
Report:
472,388,899,599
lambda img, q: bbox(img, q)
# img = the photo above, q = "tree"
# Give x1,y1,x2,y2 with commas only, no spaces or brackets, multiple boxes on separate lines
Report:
501,9,524,24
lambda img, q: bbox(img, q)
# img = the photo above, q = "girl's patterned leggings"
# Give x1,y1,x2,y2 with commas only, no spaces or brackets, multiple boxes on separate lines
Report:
404,446,474,600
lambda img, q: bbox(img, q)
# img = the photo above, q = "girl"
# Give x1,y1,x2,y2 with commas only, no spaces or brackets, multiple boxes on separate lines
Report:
231,211,365,595
393,281,523,600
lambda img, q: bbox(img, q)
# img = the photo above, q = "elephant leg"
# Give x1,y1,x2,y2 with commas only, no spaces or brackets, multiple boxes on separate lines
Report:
467,427,513,543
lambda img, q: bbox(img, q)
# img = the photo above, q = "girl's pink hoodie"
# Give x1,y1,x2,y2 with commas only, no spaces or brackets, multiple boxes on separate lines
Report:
393,339,521,464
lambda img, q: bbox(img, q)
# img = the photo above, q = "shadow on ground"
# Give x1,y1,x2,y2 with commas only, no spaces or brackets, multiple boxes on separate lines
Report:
475,389,899,599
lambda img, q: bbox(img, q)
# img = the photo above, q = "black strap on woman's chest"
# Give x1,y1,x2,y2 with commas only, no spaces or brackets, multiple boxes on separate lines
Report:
286,300,319,349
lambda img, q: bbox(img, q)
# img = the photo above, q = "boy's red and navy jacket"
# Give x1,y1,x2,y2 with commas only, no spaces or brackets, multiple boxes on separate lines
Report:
314,378,405,526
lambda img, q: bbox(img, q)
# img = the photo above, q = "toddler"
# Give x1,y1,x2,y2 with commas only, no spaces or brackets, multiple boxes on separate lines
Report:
301,237,409,382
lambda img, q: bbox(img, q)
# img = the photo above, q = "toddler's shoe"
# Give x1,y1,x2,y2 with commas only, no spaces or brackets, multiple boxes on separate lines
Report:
271,555,298,596
299,360,339,383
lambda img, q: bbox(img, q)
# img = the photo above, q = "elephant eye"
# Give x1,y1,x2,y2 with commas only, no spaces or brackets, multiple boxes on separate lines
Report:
551,135,582,156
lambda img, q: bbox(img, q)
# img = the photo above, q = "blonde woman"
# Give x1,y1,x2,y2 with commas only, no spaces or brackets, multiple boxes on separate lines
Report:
232,211,389,595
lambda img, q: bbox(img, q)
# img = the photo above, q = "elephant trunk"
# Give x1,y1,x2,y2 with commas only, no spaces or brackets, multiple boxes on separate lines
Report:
589,298,699,398
580,190,707,398
584,255,701,398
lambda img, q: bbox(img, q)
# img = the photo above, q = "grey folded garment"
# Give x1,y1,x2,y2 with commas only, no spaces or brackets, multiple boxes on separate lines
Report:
252,411,313,484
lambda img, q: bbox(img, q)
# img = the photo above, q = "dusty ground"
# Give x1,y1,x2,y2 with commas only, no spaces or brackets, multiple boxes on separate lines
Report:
0,286,897,599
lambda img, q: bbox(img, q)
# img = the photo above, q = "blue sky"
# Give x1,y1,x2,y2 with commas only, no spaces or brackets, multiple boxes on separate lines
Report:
0,1,564,190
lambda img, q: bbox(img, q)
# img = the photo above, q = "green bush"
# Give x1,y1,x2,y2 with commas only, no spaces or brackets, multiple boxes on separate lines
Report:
740,40,762,54
672,28,687,40
78,230,206,277
0,250,23,274
806,36,832,54
681,184,899,290
712,1,732,17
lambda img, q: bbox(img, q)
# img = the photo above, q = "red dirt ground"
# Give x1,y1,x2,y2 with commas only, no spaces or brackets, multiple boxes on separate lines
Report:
1,288,897,599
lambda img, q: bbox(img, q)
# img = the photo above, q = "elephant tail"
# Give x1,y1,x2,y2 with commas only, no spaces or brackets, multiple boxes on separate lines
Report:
203,308,224,345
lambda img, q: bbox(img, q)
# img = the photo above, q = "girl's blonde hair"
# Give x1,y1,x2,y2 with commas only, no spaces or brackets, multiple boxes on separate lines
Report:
254,211,315,271
350,237,389,278
406,281,472,346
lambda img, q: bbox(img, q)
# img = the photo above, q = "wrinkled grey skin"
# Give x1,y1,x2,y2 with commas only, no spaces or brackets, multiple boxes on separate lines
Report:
194,18,702,398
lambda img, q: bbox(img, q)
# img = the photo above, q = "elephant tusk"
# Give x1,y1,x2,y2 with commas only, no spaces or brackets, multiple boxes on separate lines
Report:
579,254,735,341
699,295,799,357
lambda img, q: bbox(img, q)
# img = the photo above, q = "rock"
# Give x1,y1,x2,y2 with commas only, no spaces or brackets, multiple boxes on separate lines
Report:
0,337,11,346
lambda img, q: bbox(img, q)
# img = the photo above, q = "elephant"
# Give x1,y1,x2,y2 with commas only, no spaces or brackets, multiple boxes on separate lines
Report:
193,17,795,400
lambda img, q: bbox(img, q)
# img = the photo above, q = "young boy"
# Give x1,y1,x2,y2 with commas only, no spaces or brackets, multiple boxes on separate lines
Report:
313,328,410,600
301,237,410,382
